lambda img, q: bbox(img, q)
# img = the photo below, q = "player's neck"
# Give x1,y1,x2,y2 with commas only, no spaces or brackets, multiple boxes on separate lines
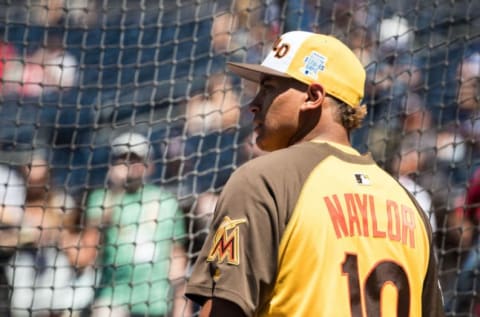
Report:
304,112,351,147
309,130,351,147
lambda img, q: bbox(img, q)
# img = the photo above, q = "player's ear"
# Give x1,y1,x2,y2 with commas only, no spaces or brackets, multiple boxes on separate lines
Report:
302,83,325,110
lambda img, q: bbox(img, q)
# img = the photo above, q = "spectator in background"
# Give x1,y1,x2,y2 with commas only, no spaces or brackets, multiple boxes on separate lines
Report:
458,51,480,163
15,0,97,28
432,186,467,313
263,0,322,33
216,4,277,103
446,167,480,315
358,15,422,155
28,0,65,26
2,28,78,97
63,132,190,317
264,0,378,41
376,15,422,90
366,15,423,128
184,74,240,137
0,152,28,316
0,38,17,94
347,26,376,67
433,129,468,187
0,156,27,245
457,51,480,112
6,150,96,317
366,90,431,169
390,135,437,232
163,70,243,198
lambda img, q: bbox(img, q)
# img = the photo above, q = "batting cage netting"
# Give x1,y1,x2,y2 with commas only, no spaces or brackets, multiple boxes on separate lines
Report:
0,0,478,316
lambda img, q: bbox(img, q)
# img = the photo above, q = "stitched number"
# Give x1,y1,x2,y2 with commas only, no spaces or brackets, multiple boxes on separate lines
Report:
342,253,363,316
342,253,411,317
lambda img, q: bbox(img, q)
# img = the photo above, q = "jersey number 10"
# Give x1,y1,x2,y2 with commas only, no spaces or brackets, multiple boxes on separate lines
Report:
342,253,411,316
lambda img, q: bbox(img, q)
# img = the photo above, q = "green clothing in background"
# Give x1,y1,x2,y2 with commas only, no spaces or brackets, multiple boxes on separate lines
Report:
86,184,186,316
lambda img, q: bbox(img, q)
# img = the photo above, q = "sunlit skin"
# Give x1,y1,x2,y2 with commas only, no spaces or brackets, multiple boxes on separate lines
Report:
250,75,350,152
249,76,310,151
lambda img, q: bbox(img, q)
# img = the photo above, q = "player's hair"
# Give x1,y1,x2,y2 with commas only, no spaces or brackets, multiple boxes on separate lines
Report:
295,79,367,131
331,97,367,131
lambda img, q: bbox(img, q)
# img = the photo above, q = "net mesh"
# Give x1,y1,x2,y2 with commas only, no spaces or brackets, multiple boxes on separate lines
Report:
0,0,478,316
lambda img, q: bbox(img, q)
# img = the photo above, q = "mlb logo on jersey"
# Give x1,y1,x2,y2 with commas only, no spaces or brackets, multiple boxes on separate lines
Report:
354,173,371,185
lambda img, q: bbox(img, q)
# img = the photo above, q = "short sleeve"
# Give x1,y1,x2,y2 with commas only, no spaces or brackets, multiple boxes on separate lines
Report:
186,164,281,316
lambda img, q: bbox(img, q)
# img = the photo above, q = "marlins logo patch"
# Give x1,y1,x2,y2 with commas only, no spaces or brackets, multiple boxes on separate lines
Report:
207,216,247,265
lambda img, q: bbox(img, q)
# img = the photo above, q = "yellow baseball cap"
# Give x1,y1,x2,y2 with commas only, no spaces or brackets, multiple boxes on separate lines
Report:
227,31,366,107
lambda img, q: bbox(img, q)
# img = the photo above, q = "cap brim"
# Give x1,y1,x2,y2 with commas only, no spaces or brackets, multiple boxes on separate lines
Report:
227,62,291,82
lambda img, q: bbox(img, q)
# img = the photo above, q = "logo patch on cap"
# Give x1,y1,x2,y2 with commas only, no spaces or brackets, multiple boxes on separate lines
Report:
301,51,327,79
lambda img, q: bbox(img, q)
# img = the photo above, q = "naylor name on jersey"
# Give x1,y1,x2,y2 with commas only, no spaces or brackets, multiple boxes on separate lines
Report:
324,193,417,249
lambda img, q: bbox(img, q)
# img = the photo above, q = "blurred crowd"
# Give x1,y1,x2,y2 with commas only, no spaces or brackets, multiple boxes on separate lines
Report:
0,0,479,316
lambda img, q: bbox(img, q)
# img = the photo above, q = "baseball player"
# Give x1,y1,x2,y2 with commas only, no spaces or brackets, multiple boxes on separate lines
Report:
186,31,444,317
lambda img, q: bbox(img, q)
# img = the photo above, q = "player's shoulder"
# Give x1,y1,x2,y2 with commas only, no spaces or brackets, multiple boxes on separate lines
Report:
236,141,369,173
230,142,332,184
236,143,307,171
